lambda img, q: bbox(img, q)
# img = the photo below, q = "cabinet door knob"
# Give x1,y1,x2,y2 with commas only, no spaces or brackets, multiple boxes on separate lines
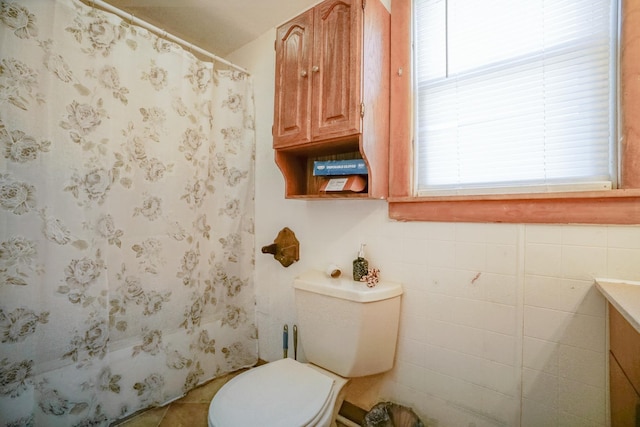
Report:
300,70,308,77
312,66,319,73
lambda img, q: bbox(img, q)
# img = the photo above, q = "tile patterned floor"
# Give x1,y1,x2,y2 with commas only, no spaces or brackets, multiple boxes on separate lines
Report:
111,367,351,427
112,369,247,427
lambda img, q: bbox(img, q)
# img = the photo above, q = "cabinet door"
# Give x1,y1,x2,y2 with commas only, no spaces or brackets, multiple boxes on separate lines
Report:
311,0,363,141
273,10,313,147
610,303,640,393
610,353,640,427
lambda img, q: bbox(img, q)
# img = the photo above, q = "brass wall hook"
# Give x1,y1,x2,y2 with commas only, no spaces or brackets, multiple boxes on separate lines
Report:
262,227,299,267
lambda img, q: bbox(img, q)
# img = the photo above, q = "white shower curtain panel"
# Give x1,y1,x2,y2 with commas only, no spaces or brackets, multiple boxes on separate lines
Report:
0,0,257,425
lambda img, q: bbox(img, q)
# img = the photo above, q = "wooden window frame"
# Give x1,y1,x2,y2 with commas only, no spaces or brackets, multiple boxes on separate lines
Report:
388,0,640,224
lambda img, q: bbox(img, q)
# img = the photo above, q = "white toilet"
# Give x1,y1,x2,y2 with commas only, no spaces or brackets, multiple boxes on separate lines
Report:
208,269,403,427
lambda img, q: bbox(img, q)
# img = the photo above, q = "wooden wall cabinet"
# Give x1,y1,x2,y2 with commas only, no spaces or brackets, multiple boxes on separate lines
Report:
272,0,390,199
609,303,640,427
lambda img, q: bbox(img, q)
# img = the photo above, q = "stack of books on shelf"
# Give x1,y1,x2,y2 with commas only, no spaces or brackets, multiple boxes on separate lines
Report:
313,159,368,193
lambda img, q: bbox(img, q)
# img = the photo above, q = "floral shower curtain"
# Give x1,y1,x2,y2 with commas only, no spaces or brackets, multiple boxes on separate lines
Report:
0,0,257,425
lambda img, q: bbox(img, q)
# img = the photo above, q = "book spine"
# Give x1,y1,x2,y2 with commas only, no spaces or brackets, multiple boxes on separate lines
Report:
313,159,368,175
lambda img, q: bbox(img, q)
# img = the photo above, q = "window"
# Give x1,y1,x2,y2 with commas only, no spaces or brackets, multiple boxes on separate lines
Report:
414,0,617,196
387,0,640,224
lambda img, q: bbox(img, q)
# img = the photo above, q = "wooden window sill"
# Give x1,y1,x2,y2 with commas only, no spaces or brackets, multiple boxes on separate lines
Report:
388,0,640,224
388,189,640,224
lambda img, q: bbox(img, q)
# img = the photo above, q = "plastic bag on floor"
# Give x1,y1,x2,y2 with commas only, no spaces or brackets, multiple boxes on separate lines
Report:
362,402,424,427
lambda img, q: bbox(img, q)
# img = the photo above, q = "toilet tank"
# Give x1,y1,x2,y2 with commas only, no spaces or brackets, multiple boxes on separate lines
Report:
294,270,403,378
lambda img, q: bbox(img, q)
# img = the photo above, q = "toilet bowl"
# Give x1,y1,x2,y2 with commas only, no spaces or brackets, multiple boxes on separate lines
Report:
209,270,403,427
208,358,348,427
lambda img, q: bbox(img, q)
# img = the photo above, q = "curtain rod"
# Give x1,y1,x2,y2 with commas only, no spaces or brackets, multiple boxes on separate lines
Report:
82,0,248,73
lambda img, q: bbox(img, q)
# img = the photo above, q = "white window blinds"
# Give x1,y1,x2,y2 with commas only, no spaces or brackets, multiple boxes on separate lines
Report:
414,0,617,195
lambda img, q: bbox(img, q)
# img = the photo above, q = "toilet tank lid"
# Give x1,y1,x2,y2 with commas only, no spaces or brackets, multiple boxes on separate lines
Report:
294,270,403,303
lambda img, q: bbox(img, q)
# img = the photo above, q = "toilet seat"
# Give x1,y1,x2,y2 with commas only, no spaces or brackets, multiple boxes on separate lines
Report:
208,358,335,427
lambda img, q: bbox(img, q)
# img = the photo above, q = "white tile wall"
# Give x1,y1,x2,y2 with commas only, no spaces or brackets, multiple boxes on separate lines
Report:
228,32,640,427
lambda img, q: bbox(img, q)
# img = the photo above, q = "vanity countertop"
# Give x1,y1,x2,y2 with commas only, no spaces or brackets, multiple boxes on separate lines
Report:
595,278,640,334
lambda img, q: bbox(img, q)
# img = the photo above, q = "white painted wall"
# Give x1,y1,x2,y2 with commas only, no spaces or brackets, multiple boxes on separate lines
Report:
227,16,640,427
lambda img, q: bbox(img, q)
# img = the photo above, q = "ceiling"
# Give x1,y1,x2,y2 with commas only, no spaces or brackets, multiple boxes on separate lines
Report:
101,0,320,57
